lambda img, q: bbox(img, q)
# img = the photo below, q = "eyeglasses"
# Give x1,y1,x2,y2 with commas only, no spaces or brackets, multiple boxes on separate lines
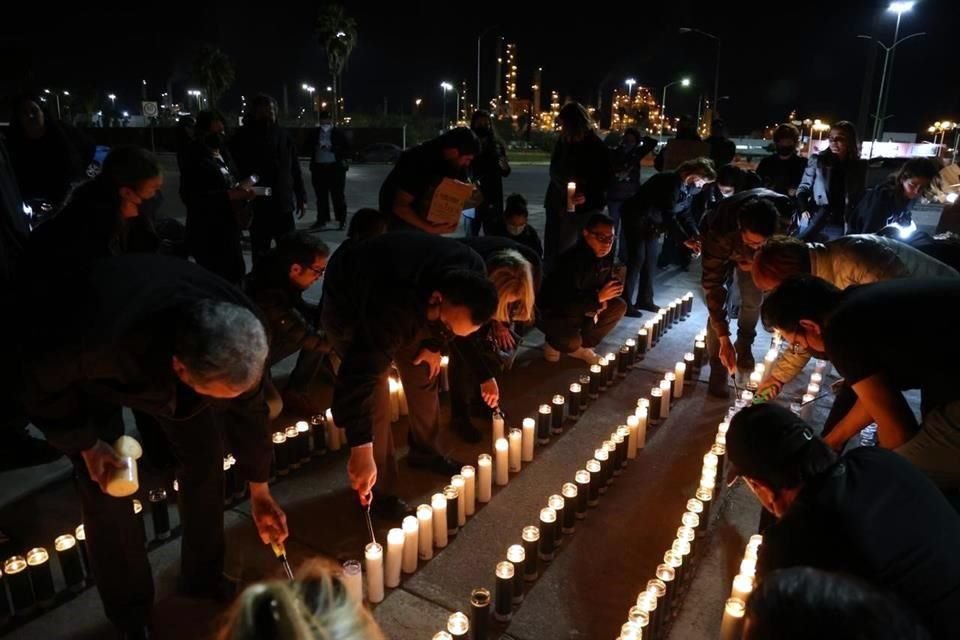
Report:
587,231,616,244
307,265,326,277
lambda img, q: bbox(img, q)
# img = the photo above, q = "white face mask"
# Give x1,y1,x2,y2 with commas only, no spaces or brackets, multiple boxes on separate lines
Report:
506,224,526,236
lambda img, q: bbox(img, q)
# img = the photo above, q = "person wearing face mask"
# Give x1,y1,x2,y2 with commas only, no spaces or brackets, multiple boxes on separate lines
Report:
307,111,351,231
619,157,717,318
695,189,792,397
180,110,255,285
321,233,498,519
849,158,942,235
756,123,806,197
468,110,511,236
487,193,543,258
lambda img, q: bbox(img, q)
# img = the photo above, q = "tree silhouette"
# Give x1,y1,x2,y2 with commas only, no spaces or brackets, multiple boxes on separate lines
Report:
315,4,357,123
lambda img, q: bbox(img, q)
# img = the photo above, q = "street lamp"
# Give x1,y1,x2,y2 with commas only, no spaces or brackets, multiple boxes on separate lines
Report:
187,90,201,112
679,27,721,117
302,84,318,124
108,93,117,111
660,77,691,143
440,81,454,129
625,78,636,99
43,88,62,119
414,98,423,115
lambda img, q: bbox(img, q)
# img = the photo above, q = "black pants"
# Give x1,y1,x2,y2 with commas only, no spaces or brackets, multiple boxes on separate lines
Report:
250,202,295,266
539,298,627,353
621,230,659,311
449,332,503,422
310,163,347,225
76,407,225,631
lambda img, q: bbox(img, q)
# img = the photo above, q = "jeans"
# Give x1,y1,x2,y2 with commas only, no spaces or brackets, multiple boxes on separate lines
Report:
705,266,763,368
896,401,960,489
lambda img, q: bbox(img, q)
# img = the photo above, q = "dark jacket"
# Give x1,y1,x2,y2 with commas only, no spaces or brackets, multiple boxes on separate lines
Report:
305,126,351,168
691,170,763,226
7,121,92,205
18,255,273,483
545,133,613,215
471,132,510,219
485,220,544,260
246,262,320,365
608,136,658,202
621,172,699,240
378,139,468,227
539,240,614,319
756,152,806,196
322,233,486,446
0,137,26,288
700,188,792,338
705,134,736,167
849,180,915,234
230,122,306,212
796,151,867,225
179,141,240,242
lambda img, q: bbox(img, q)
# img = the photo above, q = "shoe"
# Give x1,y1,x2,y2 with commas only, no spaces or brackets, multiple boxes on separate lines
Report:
625,307,644,319
637,302,661,313
408,454,465,477
451,418,482,444
707,364,731,399
543,343,561,363
176,573,239,602
569,347,602,366
370,495,412,521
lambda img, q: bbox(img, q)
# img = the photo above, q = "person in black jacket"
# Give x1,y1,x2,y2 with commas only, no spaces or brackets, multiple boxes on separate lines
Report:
620,158,716,317
321,233,498,518
543,103,613,265
756,123,806,197
230,94,307,264
468,110,511,236
607,128,658,226
705,119,736,167
180,111,255,285
849,158,941,234
18,255,288,639
307,110,351,230
486,193,544,258
539,213,626,365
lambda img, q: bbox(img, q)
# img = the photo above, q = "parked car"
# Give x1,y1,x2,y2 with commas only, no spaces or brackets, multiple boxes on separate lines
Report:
356,143,402,163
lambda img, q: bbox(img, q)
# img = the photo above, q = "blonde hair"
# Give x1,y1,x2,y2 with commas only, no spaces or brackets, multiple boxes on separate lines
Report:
217,560,385,640
487,249,535,323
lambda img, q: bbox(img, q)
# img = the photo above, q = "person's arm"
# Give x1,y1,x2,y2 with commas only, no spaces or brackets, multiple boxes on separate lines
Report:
847,374,919,449
255,290,311,364
822,397,876,451
795,155,817,212
700,231,735,339
498,142,511,178
764,350,812,392
220,383,273,483
391,189,454,233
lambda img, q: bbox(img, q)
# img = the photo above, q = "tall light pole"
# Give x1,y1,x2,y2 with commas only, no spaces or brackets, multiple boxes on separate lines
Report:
43,89,61,120
476,25,498,110
187,90,202,113
108,93,117,112
625,78,636,99
440,82,453,129
859,2,925,157
660,77,691,144
302,84,318,124
679,27,720,117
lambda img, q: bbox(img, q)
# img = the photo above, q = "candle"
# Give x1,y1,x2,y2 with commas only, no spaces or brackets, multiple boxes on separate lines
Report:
682,511,701,533
748,370,762,392
24,547,53,607
566,181,577,212
536,404,552,445
649,387,662,425
494,439,509,486
324,408,341,452
149,488,171,541
416,505,434,560
477,455,493,503
567,383,582,420
74,525,90,579
402,516,419,574
342,559,363,603
285,425,301,470
444,485,460,537
615,427,630,469
684,352,697,380
462,466,476,516
470,587,491,640
577,374,591,410
431,493,448,548
295,420,311,463
604,353,617,385
731,573,754,602
625,338,638,365
665,372,678,405
106,435,142,498
365,543,384,603
397,378,409,416
659,379,672,417
637,328,649,359
440,355,450,392
594,448,610,491
643,321,654,352
720,597,746,640
656,563,676,617
506,545,526,604
626,415,639,459
448,611,470,638
272,431,289,476
308,414,324,456
433,633,452,640
384,528,404,588
810,372,823,385
538,508,557,561
664,549,684,587
547,495,565,546
674,362,686,398
560,483,578,533
588,365,602,398
521,526,540,581
627,606,649,633
586,460,602,506
508,429,522,473
494,561,515,622
606,437,621,476
617,345,630,377
55,534,85,592
637,590,659,639
452,476,467,526
807,382,820,396
694,339,706,370
619,622,641,640
492,410,505,443
388,376,400,423
520,419,535,462
574,470,590,518
550,394,565,434
636,407,648,448
4,556,33,615
133,498,147,548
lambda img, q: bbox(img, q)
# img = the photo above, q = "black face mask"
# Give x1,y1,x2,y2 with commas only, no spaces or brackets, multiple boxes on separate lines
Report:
204,132,225,150
776,145,794,157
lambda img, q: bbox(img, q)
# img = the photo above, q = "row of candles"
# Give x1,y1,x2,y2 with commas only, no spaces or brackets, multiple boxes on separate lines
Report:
426,295,700,639
719,535,763,640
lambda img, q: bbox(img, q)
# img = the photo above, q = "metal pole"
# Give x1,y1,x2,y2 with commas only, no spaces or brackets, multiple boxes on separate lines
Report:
870,44,891,160
878,12,903,139
442,88,447,130
713,39,721,118
660,85,669,144
476,35,482,110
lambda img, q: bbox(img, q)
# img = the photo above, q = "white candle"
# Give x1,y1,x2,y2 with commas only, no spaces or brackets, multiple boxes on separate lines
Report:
644,321,654,351
431,493,448,548
324,408,341,451
402,516,419,574
749,370,762,391
385,527,404,588
365,542,384,603
461,466,476,516
674,362,686,398
719,597,746,640
447,611,470,638
626,415,639,459
417,505,433,560
765,348,778,365
477,454,493,503
635,407,648,448
731,573,754,601
521,418,535,462
659,379,671,418
388,376,401,423
807,382,820,396
397,378,409,416
665,372,677,404
810,372,823,385
494,438,509,486
567,181,577,212
440,355,450,392
492,412,505,443
508,429,522,472
342,559,363,603
452,475,467,527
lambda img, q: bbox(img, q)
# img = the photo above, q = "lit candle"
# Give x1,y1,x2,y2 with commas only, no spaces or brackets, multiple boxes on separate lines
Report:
462,466,476,516
492,410,505,443
324,409,341,452
388,376,400,423
477,455,493,503
107,435,142,497
551,394,565,434
397,378,409,416
684,352,697,379
664,372,677,406
440,355,450,392
741,390,755,405
133,498,146,547
294,421,311,463
586,460,602,506
604,353,617,385
636,590,659,639
694,339,706,371
731,573,754,602
647,579,667,632
683,291,694,317
272,431,289,476
560,484,578,533
764,348,778,366
625,338,638,367
26,547,54,607
55,534,85,592
342,559,363,603
567,383,582,420
748,370,762,392
4,556,33,615
637,328,649,359
521,419,535,462
643,321,654,352
627,606,649,634
75,525,89,578
494,438,509,486
538,508,557,561
674,362,686,398
594,448,610,491
521,526,540,581
285,425,301,470
384,528,404,588
635,407,648,448
664,549,684,587
452,475,467,526
659,379,672,417
589,365,602,398
506,545,526,604
810,372,823,385
402,516,419,574
444,485,460,537
619,345,631,376
547,495,565,546
536,404,552,445
656,563,676,617
417,505,434,560
626,415,640,459
508,429,522,473
596,357,609,390
365,542,384,603
470,587,491,640
431,493,448,548
719,597,746,640
447,611,470,638
309,414,324,456
566,181,577,212
149,488,171,541
574,470,590,518
577,374,591,410
494,561,515,622
433,633,452,640
807,382,820,396
649,387,663,425
619,621,642,640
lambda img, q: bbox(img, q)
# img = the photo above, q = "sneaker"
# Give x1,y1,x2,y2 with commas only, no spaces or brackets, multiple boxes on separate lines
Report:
569,347,602,366
625,307,644,319
543,343,561,363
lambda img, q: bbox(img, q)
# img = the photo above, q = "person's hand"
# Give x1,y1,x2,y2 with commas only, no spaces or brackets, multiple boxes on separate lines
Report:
572,192,587,206
683,237,702,255
413,348,443,379
755,378,784,402
787,188,797,197
491,322,516,351
295,199,306,220
800,211,811,224
718,336,738,374
249,483,289,544
348,446,377,505
425,219,459,235
598,280,624,303
480,378,500,408
227,186,255,203
80,440,126,493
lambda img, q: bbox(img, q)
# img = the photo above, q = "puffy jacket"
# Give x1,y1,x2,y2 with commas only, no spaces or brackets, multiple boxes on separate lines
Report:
769,235,959,384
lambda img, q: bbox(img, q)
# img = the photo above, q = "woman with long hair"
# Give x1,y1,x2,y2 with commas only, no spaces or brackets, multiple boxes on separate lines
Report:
849,157,941,234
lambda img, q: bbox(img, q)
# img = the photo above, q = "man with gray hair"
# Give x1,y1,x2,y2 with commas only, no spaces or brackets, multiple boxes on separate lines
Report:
18,254,286,639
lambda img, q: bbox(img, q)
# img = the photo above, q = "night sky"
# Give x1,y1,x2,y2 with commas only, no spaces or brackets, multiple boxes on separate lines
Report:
2,0,957,135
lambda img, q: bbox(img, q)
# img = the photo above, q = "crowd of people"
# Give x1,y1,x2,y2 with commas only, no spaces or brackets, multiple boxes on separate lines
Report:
1,90,959,640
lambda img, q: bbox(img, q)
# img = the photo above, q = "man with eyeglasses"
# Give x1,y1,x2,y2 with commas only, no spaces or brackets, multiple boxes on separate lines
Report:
538,213,626,366
246,232,331,416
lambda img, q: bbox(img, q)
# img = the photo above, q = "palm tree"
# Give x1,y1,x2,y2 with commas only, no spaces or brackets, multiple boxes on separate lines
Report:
193,44,235,109
315,3,357,123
